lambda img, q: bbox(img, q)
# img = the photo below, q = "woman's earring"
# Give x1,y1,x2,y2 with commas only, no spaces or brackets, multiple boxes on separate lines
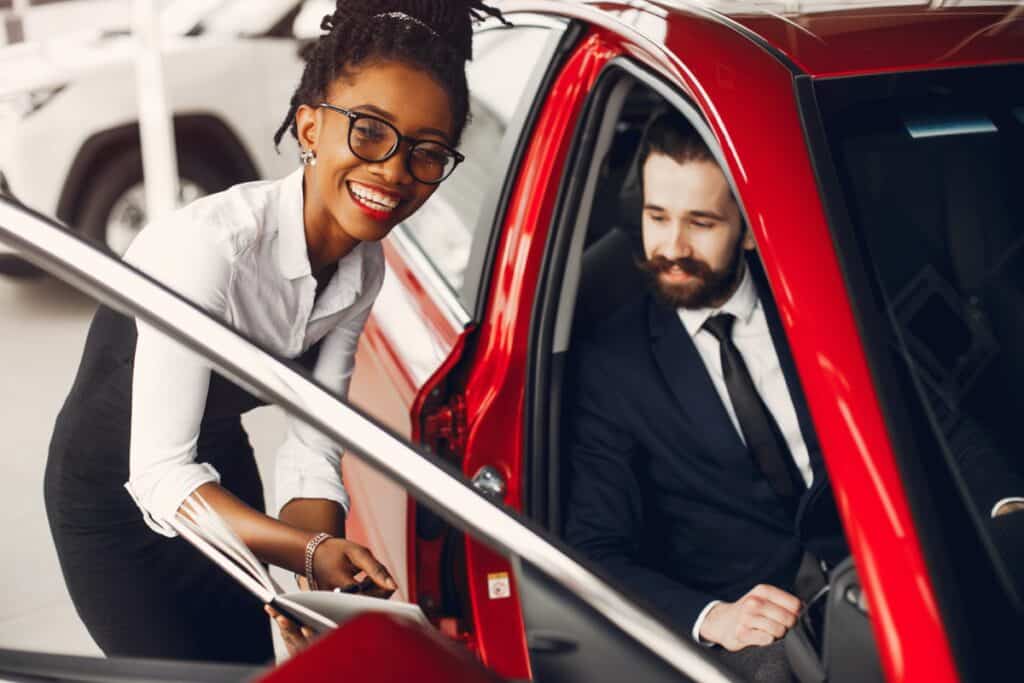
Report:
300,149,317,167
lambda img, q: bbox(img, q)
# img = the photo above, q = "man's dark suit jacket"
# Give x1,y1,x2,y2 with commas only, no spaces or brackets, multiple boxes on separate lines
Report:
564,282,846,635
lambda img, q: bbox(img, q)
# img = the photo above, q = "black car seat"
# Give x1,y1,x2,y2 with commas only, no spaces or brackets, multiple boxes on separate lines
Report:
572,117,649,342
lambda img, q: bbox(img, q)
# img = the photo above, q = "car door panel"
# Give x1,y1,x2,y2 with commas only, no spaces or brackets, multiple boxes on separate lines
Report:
346,235,471,606
455,30,624,680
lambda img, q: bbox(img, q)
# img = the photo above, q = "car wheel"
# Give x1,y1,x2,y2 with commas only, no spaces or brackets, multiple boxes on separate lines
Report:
76,146,234,255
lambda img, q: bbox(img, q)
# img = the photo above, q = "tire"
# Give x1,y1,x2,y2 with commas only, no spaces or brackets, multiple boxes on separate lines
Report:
76,146,236,255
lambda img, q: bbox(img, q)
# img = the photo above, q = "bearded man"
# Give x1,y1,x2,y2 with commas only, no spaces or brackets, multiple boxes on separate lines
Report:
564,110,848,682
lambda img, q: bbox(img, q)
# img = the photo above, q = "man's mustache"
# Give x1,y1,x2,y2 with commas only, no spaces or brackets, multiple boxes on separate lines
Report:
637,255,711,279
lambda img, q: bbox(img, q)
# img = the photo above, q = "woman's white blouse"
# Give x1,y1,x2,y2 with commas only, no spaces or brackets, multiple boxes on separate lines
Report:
121,167,384,537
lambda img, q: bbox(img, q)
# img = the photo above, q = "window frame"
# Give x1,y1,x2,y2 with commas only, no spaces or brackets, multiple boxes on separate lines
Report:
523,56,765,532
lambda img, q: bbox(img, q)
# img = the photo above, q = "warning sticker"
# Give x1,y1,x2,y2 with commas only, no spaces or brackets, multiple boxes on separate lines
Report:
487,571,511,599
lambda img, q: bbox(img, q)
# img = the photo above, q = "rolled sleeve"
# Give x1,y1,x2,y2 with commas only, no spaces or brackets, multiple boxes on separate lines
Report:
121,209,233,536
274,424,351,516
125,461,221,537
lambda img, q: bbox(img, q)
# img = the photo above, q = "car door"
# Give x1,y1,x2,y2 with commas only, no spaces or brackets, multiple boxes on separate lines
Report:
344,12,587,679
0,189,736,683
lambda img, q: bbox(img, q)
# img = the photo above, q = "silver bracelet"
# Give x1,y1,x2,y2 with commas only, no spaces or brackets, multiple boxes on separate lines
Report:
304,532,332,591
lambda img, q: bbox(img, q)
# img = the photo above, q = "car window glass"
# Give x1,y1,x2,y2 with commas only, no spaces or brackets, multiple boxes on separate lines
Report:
816,66,1024,600
0,272,288,664
398,25,556,300
0,217,711,680
0,261,431,664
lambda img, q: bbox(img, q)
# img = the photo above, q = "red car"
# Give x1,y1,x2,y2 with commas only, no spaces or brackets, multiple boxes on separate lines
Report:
338,1,1024,682
2,2,1022,682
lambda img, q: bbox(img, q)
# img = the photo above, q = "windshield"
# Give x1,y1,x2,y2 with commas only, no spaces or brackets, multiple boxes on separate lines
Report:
813,64,1024,604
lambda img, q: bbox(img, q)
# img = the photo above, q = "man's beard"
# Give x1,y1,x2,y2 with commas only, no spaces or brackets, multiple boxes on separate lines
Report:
637,240,745,310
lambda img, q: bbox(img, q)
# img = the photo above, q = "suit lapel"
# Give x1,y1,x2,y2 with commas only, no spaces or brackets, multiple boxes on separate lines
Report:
647,298,746,452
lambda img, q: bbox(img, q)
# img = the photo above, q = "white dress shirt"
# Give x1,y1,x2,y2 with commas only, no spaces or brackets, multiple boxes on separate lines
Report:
674,265,812,643
122,167,384,537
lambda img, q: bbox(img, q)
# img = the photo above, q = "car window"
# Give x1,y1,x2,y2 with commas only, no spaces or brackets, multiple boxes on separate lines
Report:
398,22,564,309
815,66,1024,602
0,202,718,681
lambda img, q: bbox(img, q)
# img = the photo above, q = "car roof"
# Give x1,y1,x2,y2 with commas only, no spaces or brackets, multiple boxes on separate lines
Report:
573,0,1024,77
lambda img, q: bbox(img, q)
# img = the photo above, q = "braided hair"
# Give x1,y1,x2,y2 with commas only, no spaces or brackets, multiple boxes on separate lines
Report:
273,0,508,152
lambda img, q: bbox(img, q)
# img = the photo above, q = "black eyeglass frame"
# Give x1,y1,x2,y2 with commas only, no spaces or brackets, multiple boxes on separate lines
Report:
317,103,464,185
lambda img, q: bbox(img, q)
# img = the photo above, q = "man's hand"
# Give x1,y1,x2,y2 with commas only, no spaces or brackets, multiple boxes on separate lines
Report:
700,584,801,651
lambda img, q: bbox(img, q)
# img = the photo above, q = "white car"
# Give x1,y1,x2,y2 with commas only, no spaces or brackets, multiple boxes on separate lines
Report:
0,0,330,269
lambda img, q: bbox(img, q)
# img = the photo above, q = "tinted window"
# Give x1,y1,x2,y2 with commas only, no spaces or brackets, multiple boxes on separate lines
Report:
399,24,558,302
816,65,1024,601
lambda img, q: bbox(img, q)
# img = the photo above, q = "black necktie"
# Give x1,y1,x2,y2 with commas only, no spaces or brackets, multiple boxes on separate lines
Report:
703,313,805,513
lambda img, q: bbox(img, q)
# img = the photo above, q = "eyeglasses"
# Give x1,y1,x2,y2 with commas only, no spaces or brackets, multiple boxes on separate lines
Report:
318,103,464,185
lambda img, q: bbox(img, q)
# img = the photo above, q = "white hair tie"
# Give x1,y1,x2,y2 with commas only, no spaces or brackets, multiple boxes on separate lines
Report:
371,12,440,38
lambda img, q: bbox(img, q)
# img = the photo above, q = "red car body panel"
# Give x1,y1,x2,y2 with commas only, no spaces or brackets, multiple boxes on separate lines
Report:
454,32,623,679
727,5,1024,77
259,614,502,683
338,2,1024,681
343,238,469,609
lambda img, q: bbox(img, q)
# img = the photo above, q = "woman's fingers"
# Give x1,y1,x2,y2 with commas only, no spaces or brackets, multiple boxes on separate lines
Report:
346,545,398,592
265,605,315,656
313,538,398,595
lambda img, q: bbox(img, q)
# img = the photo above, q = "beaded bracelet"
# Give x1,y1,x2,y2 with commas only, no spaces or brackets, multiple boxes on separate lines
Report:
304,532,332,591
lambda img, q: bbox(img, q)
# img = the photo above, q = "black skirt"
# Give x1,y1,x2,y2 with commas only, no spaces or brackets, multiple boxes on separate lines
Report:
44,306,318,664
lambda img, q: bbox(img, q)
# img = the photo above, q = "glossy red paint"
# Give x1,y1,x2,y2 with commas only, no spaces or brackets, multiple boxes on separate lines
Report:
382,239,463,350
347,236,473,638
450,30,624,680
260,613,502,683
725,5,1024,77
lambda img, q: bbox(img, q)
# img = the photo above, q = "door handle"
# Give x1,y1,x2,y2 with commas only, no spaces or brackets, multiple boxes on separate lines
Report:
471,465,506,502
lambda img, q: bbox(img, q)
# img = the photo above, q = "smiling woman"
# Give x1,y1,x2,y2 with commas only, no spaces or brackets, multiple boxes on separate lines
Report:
42,0,505,666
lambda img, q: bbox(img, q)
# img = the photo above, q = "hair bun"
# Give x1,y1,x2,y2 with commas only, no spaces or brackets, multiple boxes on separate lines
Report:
322,0,507,60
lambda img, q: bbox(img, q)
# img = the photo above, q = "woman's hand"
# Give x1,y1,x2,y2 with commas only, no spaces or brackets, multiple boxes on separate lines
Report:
312,537,397,598
265,605,316,657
